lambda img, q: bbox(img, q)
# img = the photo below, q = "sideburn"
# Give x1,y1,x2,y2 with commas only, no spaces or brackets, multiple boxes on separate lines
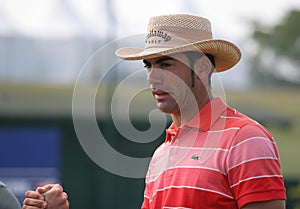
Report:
191,69,195,88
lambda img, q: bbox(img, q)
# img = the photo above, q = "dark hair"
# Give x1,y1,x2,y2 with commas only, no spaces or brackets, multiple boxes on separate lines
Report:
183,51,215,87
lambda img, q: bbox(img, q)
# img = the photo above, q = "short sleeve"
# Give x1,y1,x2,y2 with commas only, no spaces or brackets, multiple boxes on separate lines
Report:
226,123,286,208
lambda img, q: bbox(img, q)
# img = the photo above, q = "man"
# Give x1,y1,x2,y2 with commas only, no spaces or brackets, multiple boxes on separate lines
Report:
23,14,286,209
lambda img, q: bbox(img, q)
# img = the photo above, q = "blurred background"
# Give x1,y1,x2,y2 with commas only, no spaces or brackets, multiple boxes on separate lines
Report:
0,0,300,208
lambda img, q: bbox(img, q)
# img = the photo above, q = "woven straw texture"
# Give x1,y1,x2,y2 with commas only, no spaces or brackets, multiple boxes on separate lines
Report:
148,14,211,32
115,14,241,72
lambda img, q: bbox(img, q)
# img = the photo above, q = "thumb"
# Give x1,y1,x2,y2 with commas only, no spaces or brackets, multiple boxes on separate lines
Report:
36,184,55,194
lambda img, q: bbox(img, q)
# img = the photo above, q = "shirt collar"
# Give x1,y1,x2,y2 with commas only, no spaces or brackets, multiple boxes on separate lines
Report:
165,123,177,142
166,97,227,142
184,97,227,131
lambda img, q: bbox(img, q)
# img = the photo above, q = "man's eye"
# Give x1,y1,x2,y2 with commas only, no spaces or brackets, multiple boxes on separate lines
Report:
160,63,171,68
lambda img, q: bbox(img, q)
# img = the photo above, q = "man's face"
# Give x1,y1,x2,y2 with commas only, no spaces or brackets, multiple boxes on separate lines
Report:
143,53,195,114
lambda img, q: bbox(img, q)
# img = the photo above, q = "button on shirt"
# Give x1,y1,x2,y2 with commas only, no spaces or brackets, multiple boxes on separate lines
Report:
141,97,286,209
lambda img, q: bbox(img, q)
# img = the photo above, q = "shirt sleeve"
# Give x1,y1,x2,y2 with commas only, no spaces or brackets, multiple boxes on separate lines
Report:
226,123,286,208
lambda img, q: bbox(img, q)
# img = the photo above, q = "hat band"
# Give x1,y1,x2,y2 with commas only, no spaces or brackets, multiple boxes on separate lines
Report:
145,26,212,49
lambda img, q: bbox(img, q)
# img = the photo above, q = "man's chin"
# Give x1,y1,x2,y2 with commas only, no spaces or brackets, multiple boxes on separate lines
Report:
156,102,179,114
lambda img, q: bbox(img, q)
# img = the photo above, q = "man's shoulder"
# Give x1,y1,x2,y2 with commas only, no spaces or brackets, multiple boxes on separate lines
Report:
223,106,274,137
221,106,258,129
223,107,274,142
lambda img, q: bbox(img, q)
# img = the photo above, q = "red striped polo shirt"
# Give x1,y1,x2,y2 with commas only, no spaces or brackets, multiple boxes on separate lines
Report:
141,97,286,209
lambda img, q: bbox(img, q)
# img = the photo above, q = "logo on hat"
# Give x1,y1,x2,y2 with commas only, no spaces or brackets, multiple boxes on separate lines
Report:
145,29,172,44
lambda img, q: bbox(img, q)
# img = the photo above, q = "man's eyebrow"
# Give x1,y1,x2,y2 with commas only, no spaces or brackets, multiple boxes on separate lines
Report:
143,56,176,65
155,56,176,64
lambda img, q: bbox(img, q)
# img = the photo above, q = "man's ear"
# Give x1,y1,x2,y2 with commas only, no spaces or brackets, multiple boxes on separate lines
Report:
193,56,212,79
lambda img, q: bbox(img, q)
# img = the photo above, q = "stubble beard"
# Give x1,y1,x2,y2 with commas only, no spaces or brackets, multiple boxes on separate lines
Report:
155,97,180,115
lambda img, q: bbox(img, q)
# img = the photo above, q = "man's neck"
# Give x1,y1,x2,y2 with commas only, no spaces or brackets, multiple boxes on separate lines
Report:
171,95,212,128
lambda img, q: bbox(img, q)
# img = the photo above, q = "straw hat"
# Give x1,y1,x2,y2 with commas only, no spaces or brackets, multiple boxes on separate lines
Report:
115,14,241,72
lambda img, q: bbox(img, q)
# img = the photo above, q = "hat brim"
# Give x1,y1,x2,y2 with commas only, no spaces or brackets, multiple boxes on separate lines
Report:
115,39,241,72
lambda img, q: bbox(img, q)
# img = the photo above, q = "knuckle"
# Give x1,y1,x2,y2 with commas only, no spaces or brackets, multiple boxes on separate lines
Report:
53,187,62,195
56,183,63,189
23,198,30,205
59,196,67,204
62,192,68,199
25,190,32,197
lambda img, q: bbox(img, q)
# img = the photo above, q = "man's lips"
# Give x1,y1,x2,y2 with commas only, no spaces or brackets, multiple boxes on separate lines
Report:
152,89,171,100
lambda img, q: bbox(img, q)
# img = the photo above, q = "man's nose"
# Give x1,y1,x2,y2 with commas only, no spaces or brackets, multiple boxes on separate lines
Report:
147,68,162,85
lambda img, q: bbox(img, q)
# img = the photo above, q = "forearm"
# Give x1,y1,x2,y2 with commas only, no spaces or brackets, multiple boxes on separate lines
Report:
241,199,285,209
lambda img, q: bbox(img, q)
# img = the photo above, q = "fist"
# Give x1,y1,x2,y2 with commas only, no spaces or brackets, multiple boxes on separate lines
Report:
23,184,69,209
39,184,69,209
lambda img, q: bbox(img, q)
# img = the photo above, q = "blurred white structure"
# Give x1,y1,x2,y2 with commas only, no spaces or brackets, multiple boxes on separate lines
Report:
0,0,298,87
0,0,112,84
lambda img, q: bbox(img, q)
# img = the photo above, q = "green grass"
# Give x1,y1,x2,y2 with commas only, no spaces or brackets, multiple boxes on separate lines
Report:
1,83,299,178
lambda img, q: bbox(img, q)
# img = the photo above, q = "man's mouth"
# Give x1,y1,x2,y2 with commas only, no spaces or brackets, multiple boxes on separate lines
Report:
152,89,171,100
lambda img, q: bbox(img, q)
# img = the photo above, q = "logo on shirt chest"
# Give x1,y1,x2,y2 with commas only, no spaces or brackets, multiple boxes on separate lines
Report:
191,153,200,160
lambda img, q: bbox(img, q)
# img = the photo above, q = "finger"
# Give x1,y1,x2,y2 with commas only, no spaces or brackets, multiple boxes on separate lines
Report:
66,200,70,209
62,192,68,199
36,184,69,209
52,184,63,191
23,198,47,208
58,191,70,209
43,184,63,198
22,206,44,209
36,184,55,194
22,205,47,209
25,190,44,200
